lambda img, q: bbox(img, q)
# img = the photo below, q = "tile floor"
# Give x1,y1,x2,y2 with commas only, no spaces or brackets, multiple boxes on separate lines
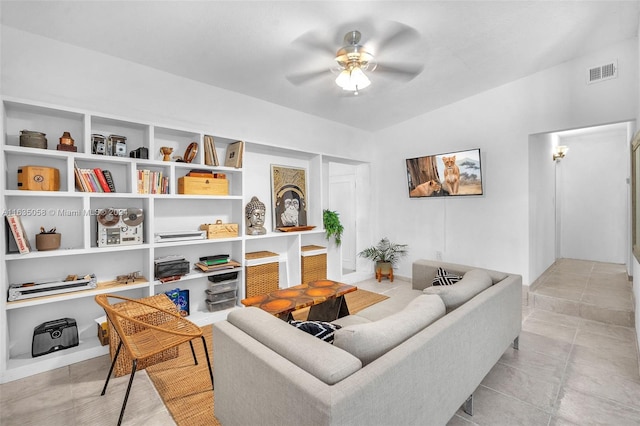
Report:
1,259,638,425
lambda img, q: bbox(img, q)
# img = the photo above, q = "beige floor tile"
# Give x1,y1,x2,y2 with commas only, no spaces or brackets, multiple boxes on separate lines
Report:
532,294,581,317
554,387,640,425
527,309,586,328
499,344,569,381
523,317,577,344
515,330,573,362
562,362,640,411
573,330,638,359
578,319,637,343
481,362,560,412
456,385,551,425
569,344,640,379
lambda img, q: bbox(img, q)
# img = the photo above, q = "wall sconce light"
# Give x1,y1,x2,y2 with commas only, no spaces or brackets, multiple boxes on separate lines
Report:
553,145,569,161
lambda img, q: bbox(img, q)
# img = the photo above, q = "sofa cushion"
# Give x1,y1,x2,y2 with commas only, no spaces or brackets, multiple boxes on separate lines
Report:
333,294,445,365
227,307,361,385
432,267,462,286
288,320,341,343
424,269,492,311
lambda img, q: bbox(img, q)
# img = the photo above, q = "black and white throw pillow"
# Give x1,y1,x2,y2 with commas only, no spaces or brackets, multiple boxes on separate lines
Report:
432,267,462,286
288,320,342,343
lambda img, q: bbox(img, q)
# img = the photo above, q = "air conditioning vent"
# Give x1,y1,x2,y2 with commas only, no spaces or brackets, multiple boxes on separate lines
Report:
587,60,617,84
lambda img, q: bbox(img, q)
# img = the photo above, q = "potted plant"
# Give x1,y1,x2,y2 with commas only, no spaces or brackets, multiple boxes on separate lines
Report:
358,237,408,280
323,209,343,246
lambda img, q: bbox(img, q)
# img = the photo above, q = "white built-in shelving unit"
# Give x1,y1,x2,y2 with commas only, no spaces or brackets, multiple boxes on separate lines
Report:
0,97,359,383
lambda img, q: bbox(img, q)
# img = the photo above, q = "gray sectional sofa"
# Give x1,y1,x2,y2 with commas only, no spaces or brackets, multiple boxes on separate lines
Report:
212,260,522,426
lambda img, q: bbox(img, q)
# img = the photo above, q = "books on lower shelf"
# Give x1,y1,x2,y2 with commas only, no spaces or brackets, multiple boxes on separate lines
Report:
5,214,30,254
74,162,116,192
137,169,169,194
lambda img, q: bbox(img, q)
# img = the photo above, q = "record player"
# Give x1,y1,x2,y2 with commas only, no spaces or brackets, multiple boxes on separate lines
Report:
97,207,144,247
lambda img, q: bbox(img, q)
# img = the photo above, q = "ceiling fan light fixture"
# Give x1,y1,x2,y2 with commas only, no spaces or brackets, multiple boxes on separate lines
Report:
335,66,371,94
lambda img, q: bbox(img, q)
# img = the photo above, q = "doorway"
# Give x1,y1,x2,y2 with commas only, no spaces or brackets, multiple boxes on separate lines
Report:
528,121,633,284
555,124,629,264
329,171,357,274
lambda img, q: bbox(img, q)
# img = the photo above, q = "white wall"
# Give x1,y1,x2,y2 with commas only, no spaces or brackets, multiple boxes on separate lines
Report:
558,126,629,263
528,132,557,286
372,37,638,285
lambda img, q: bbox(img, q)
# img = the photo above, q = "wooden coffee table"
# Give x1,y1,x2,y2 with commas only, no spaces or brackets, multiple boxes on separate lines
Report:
241,280,357,321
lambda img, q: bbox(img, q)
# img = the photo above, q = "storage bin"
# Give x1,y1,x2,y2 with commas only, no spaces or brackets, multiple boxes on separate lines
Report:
208,279,238,294
245,251,279,297
208,271,239,282
206,297,236,312
301,245,327,283
206,289,237,302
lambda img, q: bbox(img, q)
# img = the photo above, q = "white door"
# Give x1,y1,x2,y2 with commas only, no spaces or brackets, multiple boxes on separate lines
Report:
329,174,357,273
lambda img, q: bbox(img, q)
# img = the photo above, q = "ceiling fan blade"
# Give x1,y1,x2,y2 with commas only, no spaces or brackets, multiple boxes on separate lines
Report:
290,29,336,57
374,62,424,81
285,69,329,86
374,22,420,52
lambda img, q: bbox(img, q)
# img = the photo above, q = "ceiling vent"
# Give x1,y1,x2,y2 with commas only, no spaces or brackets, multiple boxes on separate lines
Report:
587,60,617,84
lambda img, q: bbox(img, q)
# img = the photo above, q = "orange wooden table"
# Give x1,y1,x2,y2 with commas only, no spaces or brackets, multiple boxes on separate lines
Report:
241,280,357,321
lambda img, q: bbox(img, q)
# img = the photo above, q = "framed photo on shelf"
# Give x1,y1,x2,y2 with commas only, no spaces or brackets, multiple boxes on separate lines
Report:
406,148,483,198
224,141,244,168
271,165,308,229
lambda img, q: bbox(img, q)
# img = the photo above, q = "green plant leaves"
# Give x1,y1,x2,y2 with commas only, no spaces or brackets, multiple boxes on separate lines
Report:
323,209,343,246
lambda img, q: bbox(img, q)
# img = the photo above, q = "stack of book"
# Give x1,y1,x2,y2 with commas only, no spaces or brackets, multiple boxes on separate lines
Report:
74,162,115,193
137,169,169,194
5,214,31,254
195,254,241,272
203,135,219,166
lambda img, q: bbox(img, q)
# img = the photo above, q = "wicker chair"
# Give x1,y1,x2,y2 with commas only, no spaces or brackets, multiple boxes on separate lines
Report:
95,294,214,426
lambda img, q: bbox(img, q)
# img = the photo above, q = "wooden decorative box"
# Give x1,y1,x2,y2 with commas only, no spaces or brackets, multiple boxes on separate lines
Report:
17,166,60,191
200,220,239,239
245,251,279,298
301,245,327,283
177,176,228,195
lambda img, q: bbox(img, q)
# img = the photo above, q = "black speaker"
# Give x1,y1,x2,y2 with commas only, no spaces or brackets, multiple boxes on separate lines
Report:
32,318,79,357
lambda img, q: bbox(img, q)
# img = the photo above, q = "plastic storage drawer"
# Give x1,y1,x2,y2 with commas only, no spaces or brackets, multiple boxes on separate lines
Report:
207,279,238,294
206,289,237,302
206,298,236,312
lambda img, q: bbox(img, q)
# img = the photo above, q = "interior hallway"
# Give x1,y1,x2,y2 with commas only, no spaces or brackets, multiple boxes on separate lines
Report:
1,259,638,425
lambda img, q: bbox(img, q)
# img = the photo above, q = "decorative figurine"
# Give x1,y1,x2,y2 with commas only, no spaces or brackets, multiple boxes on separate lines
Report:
245,196,267,235
160,146,173,161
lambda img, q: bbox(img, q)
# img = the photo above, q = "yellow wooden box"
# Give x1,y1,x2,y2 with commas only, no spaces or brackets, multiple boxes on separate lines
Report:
200,220,239,239
17,166,60,191
178,176,228,195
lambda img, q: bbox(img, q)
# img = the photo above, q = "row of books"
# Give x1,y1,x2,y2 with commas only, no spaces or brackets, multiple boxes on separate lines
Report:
138,169,169,194
74,162,116,193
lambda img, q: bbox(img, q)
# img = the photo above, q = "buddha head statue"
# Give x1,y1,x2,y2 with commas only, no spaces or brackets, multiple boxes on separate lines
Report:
245,196,266,235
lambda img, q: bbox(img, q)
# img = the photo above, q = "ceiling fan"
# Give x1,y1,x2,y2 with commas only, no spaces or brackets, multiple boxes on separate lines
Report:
284,22,424,95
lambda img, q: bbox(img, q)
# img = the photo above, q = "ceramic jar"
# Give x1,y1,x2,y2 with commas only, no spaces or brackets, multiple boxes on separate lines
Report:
20,130,47,149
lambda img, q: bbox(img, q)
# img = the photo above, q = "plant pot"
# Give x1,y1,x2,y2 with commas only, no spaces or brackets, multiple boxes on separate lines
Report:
36,233,61,251
376,261,392,275
375,261,394,282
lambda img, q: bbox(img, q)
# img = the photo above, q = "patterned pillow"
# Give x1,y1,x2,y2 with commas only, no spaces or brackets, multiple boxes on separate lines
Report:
288,320,342,343
432,267,462,286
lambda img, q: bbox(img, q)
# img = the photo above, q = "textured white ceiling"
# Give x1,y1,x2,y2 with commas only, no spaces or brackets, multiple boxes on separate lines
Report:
2,1,639,131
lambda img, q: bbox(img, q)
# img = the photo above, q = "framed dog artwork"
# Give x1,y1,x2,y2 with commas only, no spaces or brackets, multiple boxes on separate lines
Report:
406,148,483,198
